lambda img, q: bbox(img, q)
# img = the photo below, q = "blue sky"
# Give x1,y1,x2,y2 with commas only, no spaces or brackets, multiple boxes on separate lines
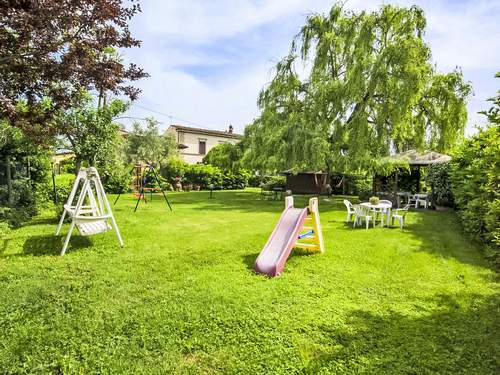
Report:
121,0,500,135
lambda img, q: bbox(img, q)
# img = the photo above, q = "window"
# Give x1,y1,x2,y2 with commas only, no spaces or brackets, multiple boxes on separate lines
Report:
198,140,206,155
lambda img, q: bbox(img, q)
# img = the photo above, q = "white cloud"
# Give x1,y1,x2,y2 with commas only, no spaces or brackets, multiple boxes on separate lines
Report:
133,0,329,42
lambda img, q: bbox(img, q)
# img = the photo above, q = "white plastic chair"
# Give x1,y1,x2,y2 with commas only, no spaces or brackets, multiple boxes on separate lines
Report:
408,194,418,208
391,204,410,229
343,199,356,223
416,194,430,209
372,199,392,226
353,205,374,229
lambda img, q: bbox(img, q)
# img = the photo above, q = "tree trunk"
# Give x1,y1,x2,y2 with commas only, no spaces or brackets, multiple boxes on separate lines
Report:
75,159,82,175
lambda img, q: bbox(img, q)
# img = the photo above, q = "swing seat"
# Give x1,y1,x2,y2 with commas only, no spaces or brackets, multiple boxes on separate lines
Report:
76,220,111,236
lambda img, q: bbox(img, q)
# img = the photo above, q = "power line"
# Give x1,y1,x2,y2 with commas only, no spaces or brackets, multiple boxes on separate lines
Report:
132,103,212,130
114,116,164,124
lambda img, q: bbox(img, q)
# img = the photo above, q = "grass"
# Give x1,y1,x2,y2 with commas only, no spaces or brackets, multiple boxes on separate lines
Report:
0,189,498,374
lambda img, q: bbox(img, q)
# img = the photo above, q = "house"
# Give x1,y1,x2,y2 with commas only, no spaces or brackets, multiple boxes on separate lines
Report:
167,124,242,164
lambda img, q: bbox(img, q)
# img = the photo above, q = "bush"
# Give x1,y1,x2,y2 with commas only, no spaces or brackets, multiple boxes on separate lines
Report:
0,181,39,227
349,175,372,200
59,157,76,174
450,125,499,266
425,162,453,207
52,173,75,203
101,164,131,194
248,174,263,187
160,157,189,182
256,175,286,190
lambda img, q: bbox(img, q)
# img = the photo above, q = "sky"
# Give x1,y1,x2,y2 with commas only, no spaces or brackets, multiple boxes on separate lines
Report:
120,0,500,136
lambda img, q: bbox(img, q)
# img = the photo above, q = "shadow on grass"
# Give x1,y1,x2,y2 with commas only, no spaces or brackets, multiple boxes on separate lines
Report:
405,210,498,274
242,249,319,272
305,292,500,373
21,234,92,256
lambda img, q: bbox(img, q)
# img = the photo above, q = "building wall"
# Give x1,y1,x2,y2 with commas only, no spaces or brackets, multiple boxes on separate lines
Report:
174,130,239,164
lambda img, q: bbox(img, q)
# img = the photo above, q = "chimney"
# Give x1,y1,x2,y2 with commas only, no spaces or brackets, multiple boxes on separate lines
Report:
228,124,233,134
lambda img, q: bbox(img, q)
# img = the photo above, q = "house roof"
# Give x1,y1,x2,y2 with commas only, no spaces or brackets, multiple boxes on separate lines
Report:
168,124,242,139
384,150,451,166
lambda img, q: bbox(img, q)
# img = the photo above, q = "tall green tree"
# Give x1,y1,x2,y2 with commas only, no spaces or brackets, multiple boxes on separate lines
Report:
243,4,471,174
126,118,178,169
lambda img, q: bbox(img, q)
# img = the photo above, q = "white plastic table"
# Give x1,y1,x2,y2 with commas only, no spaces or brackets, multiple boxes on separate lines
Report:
360,202,392,227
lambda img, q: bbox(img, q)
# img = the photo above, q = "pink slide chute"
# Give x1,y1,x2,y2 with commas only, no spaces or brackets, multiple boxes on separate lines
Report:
253,206,308,277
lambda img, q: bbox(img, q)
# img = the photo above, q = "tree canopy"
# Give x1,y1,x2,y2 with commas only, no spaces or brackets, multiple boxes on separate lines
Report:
243,3,471,174
126,118,178,168
57,94,127,168
0,0,147,141
203,142,243,172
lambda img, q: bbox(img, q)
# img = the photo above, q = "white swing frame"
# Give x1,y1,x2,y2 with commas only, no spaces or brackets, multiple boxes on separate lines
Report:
55,167,123,256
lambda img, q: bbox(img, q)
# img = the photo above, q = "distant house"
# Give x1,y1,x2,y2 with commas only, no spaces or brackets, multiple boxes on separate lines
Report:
167,124,242,164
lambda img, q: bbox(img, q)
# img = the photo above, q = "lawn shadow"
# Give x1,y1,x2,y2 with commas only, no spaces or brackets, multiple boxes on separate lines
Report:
21,234,92,256
242,253,260,270
405,210,498,275
242,249,319,271
304,292,499,373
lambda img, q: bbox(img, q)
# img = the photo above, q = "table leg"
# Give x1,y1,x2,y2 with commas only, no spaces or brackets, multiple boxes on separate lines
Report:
387,208,391,226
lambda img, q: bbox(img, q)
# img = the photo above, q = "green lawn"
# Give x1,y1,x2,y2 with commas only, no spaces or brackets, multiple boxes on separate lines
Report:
0,189,498,374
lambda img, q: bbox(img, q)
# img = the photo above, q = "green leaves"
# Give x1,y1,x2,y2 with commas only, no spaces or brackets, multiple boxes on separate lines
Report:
450,124,500,265
245,3,471,175
125,118,178,168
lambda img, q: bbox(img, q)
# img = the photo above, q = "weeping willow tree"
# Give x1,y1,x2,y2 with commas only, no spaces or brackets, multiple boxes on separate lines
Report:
243,4,471,174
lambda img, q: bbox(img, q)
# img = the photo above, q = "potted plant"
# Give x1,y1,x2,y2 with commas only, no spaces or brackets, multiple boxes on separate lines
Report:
369,196,380,205
173,176,182,191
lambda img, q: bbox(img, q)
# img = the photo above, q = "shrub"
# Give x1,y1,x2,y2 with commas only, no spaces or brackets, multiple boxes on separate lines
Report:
182,164,217,188
160,157,189,182
0,180,38,227
59,157,76,174
101,164,131,194
348,174,372,200
425,162,453,207
450,125,499,265
258,175,286,190
248,174,263,187
52,173,75,203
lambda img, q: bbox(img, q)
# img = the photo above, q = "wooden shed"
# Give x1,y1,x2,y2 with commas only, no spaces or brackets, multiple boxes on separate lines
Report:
283,170,329,195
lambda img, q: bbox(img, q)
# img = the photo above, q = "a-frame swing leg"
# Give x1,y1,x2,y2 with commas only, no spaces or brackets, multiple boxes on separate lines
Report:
60,222,75,256
94,176,124,247
134,188,145,212
149,165,172,211
55,210,67,235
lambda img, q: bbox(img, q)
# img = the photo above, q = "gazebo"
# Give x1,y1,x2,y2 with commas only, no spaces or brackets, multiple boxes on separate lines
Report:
380,150,451,203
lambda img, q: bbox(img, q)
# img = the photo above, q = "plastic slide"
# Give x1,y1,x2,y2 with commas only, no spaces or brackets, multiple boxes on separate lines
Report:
253,205,309,277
